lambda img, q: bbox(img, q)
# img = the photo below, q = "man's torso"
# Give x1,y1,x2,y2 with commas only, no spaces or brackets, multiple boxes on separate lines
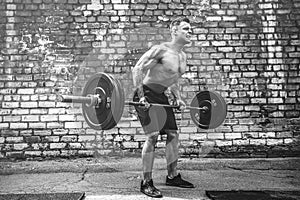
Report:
143,43,187,89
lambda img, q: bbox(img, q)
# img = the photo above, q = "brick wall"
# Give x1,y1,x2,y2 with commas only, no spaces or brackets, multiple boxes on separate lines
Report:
0,0,299,159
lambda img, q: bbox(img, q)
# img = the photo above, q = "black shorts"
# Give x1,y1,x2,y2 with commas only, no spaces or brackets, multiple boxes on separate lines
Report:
133,84,178,134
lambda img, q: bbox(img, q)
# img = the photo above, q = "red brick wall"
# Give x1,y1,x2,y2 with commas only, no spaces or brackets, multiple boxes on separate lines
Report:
0,0,299,159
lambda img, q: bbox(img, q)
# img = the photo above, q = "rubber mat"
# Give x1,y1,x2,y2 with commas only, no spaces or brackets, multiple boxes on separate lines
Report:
206,190,300,200
0,192,85,200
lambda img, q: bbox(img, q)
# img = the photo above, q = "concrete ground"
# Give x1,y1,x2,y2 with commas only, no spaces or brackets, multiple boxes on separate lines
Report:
0,157,300,199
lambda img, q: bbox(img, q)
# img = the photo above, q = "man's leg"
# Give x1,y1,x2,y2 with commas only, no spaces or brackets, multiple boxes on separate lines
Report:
140,132,163,198
165,131,195,188
142,132,159,181
166,131,179,178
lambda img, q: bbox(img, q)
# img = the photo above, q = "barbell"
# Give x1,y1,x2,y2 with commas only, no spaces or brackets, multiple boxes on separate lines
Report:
58,72,227,130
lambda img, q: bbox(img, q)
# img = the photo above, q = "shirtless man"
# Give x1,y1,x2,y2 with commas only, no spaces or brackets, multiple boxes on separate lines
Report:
132,17,194,198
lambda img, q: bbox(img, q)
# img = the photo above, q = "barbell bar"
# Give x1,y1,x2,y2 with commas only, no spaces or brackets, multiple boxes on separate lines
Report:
58,72,227,130
60,95,209,112
126,101,210,112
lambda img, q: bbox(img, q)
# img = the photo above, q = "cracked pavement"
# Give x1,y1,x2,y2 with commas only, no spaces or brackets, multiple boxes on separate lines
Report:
0,157,300,199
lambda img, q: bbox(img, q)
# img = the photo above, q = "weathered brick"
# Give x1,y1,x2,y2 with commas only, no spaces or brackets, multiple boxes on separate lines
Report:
78,150,95,157
29,123,46,129
44,136,60,142
78,135,96,142
233,98,250,104
6,137,23,143
266,139,284,146
40,115,58,122
207,133,224,140
30,109,47,115
119,128,138,134
178,133,190,140
251,98,267,104
233,139,250,146
250,139,266,145
134,135,146,141
10,123,28,129
87,4,103,10
59,115,76,121
69,143,83,149
4,116,21,122
47,122,64,129
39,101,56,108
212,41,226,46
25,136,41,143
225,133,242,139
61,135,77,142
277,132,293,138
215,140,232,146
114,4,129,10
61,150,78,157
180,127,197,133
244,106,260,111
20,102,37,108
223,16,237,21
259,132,276,138
22,115,39,122
2,102,19,108
14,143,29,150
50,143,67,149
32,130,51,136
65,122,82,129
24,151,42,157
206,16,222,21
43,151,60,157
122,141,139,148
17,88,35,94
6,152,24,159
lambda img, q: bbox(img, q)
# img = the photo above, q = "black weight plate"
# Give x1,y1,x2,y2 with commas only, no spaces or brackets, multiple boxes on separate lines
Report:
82,72,116,130
104,74,125,130
190,91,227,129
113,76,125,127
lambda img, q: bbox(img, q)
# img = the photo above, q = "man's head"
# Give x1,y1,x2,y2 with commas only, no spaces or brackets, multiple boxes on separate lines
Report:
170,17,192,44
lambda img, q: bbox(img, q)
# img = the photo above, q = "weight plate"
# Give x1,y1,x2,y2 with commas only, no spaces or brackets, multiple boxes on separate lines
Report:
104,74,125,130
82,72,117,130
114,77,125,126
190,91,227,129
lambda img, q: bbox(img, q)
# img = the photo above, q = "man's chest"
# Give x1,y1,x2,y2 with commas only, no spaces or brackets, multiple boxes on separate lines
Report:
159,50,186,74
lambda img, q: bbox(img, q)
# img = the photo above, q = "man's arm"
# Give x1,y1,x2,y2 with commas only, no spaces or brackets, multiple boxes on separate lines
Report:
169,79,186,110
170,80,182,100
132,45,166,97
170,52,187,109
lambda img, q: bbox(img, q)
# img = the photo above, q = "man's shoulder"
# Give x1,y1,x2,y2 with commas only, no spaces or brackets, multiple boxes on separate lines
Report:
150,43,169,50
160,42,171,49
156,42,186,54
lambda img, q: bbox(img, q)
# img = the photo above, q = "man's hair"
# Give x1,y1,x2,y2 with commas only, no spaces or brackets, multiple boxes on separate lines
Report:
170,17,190,29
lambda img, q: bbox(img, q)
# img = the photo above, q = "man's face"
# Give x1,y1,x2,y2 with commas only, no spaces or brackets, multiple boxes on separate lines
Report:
173,22,192,44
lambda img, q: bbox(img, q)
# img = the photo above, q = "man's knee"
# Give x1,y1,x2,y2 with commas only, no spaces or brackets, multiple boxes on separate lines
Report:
146,132,160,145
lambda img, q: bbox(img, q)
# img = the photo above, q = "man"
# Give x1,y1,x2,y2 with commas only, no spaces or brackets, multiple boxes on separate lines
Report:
132,17,194,198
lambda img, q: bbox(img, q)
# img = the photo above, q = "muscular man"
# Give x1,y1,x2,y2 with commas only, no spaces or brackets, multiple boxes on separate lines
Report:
132,17,194,198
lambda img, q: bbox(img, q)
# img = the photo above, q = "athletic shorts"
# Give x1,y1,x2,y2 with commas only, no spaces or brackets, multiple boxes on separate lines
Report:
133,84,178,134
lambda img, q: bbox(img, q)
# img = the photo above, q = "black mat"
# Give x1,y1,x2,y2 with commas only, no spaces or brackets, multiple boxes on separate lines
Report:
0,193,85,200
206,191,300,200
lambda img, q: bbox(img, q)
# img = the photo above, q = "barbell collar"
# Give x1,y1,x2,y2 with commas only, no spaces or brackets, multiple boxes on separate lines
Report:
58,95,101,107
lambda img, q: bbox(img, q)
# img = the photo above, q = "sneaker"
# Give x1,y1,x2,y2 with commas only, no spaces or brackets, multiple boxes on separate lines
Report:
140,179,163,198
166,173,195,188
